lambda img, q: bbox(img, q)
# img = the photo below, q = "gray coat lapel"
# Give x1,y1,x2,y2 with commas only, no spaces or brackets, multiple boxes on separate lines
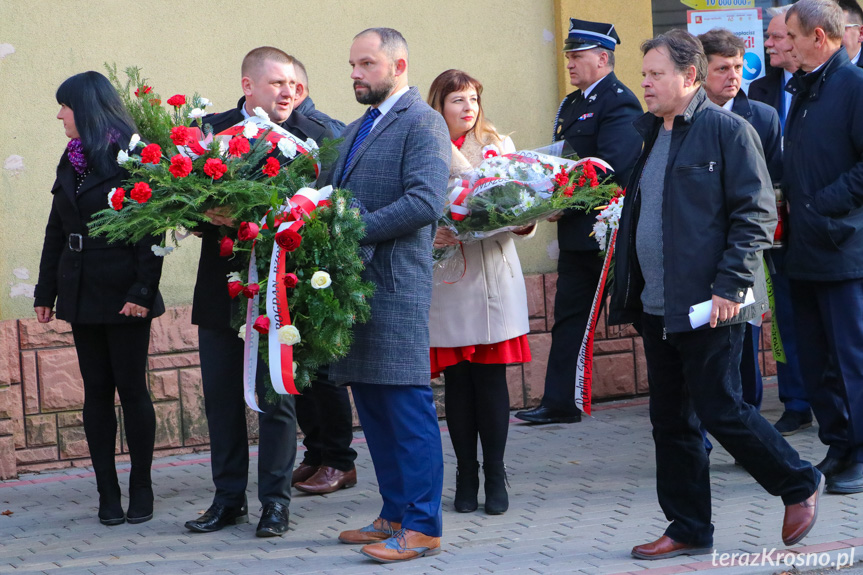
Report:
338,87,421,184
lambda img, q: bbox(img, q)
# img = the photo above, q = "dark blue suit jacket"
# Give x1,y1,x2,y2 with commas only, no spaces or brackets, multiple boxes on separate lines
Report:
731,91,782,184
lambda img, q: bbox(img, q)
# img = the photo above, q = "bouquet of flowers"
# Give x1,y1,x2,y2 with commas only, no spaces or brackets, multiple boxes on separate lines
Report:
434,148,618,266
90,66,373,403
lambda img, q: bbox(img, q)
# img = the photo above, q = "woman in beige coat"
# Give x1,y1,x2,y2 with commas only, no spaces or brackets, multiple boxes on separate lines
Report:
428,70,532,515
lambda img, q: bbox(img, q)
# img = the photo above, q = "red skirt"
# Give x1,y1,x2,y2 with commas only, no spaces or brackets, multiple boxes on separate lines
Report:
430,335,531,378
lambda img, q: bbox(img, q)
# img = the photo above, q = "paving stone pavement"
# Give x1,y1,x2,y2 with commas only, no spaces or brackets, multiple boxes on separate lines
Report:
0,381,860,575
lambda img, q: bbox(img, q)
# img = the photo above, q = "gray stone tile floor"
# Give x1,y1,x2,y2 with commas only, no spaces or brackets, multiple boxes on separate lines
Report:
0,380,860,575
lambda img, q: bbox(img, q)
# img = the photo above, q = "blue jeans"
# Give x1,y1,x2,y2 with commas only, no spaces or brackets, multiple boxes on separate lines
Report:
642,314,819,547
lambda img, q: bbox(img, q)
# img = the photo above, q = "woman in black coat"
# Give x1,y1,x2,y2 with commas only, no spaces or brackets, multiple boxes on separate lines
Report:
34,72,165,526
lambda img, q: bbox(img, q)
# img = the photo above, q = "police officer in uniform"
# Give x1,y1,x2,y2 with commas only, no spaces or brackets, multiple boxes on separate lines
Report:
516,18,642,424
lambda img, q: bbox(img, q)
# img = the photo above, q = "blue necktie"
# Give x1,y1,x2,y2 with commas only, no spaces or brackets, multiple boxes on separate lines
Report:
346,107,381,168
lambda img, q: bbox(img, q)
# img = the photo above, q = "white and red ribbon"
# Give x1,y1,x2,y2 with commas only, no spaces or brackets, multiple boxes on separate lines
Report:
241,247,264,412
215,117,321,177
574,228,618,416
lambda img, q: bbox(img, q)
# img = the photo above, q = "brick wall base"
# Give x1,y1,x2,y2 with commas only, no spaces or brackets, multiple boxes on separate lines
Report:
0,272,776,479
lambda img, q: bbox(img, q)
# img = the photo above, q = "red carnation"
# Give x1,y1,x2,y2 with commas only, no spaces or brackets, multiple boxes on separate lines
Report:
275,228,302,252
577,175,587,187
282,273,299,289
110,188,125,211
242,283,260,298
228,137,250,157
203,158,228,180
170,126,192,147
219,236,234,257
237,222,259,241
167,94,186,107
130,182,152,204
554,172,569,187
134,85,153,98
262,157,281,178
140,143,162,164
564,185,574,198
168,154,193,178
253,316,270,335
227,281,243,299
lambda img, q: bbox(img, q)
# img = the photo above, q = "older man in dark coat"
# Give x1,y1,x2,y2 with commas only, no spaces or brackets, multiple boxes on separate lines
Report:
784,0,863,493
326,28,450,563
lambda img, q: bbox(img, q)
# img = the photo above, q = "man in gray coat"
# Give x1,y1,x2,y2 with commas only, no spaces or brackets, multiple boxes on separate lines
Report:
326,28,450,563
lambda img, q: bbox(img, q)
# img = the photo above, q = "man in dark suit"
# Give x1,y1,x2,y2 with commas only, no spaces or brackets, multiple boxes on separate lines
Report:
293,57,347,138
698,28,782,420
326,28,450,563
747,6,815,437
840,0,863,66
516,18,642,425
784,0,863,493
184,46,332,537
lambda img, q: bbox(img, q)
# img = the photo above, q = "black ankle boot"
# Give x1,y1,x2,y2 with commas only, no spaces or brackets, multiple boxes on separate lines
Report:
95,469,125,526
454,461,480,512
483,461,509,515
127,466,154,524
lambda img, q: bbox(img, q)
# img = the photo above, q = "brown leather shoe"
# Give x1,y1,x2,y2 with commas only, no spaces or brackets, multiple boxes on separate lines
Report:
361,528,441,563
338,517,401,544
631,535,713,560
294,466,357,495
783,471,825,546
291,463,319,486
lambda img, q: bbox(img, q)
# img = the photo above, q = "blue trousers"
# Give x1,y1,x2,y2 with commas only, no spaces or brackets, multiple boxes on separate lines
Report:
350,383,444,537
642,314,819,547
770,250,810,413
791,278,863,462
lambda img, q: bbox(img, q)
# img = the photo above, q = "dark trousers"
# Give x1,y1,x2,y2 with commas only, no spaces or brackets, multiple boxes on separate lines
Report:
72,322,155,474
770,250,810,413
741,323,763,409
790,279,863,462
543,249,605,412
642,314,818,547
198,327,297,507
350,383,444,537
443,362,510,464
296,377,356,471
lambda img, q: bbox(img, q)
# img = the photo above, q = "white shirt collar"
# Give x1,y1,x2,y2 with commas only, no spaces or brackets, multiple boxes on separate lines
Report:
852,48,861,65
721,98,734,111
582,75,606,99
241,103,251,119
372,85,410,127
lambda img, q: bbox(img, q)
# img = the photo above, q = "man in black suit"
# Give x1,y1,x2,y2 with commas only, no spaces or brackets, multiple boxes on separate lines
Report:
748,7,817,437
840,0,863,66
516,18,642,425
184,46,332,537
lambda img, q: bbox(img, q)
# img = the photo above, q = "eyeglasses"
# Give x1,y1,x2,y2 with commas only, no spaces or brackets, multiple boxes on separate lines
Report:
846,24,862,29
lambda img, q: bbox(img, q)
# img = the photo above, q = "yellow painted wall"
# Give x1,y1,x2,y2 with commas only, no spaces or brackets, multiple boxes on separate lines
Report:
0,0,652,320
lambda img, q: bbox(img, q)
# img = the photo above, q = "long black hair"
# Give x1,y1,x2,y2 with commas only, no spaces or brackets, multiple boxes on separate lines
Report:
56,71,138,175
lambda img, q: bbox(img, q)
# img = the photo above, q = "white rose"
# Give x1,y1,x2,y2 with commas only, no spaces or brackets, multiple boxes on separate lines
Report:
253,107,270,121
128,133,141,151
278,325,301,346
277,137,297,159
243,122,259,139
238,324,247,341
116,149,130,165
150,245,174,257
226,271,242,283
188,108,206,120
310,271,332,289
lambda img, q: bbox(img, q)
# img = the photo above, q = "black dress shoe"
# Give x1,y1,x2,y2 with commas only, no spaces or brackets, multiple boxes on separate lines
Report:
185,502,249,533
816,455,853,478
827,462,863,494
515,405,581,424
256,501,289,537
774,410,813,436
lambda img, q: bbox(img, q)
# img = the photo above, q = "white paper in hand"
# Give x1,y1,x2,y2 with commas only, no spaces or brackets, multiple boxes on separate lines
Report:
688,288,755,329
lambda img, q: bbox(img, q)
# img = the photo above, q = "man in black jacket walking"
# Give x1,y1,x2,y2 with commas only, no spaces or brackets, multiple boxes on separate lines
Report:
610,29,822,560
184,46,332,537
784,0,863,493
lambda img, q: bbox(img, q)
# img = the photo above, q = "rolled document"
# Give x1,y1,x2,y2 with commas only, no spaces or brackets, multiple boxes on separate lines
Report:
688,288,755,329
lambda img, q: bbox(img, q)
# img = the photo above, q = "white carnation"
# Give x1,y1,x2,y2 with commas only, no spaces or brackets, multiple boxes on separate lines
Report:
238,324,247,341
253,107,270,120
150,245,174,257
116,149,130,165
128,133,141,151
277,137,298,159
243,122,259,139
188,108,206,120
226,271,242,283
199,97,213,107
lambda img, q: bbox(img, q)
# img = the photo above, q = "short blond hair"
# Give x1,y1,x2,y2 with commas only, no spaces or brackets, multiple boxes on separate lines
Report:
241,46,294,78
